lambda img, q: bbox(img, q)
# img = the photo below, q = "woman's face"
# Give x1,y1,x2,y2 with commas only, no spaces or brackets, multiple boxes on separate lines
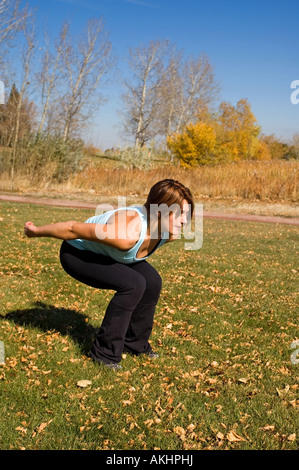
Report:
161,199,190,237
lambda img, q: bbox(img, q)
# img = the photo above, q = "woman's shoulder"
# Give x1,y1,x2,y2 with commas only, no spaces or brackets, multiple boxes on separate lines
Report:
113,210,142,241
86,207,144,243
86,207,142,223
93,208,140,245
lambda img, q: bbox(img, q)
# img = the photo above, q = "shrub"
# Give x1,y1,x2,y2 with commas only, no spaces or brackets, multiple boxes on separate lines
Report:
21,134,85,182
118,146,152,170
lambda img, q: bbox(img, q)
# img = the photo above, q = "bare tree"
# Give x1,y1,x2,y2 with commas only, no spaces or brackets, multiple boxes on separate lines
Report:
157,47,183,139
175,53,219,133
0,0,29,60
57,18,112,141
122,43,219,149
11,23,35,178
36,23,68,135
122,40,169,147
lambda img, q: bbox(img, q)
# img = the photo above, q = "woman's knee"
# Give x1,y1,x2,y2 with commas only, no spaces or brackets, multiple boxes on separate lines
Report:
118,271,147,303
139,268,162,304
149,267,162,289
150,270,162,301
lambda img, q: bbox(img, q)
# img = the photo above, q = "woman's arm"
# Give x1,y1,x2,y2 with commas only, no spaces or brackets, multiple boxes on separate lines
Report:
24,221,78,240
24,214,138,251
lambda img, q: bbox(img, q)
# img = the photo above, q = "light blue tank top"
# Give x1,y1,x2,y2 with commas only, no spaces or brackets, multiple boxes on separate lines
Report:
66,206,168,264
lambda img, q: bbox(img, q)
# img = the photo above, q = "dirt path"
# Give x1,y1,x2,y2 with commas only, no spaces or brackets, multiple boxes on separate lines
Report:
0,193,299,226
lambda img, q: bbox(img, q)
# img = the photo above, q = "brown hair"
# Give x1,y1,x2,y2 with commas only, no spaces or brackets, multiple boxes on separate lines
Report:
144,179,194,222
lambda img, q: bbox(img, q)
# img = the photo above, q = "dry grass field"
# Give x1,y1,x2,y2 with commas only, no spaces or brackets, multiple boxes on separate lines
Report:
0,159,298,217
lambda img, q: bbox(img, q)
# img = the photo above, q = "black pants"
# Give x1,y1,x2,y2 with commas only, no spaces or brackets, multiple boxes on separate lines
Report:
59,241,162,364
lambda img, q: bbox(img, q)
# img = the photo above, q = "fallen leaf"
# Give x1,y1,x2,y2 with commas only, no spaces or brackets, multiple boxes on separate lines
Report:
207,378,217,384
186,355,194,361
173,426,186,441
276,385,290,397
36,420,53,433
227,430,246,442
260,425,275,431
8,357,17,368
77,380,92,388
123,400,134,406
210,361,219,367
144,419,154,427
238,377,249,384
15,426,27,435
187,423,196,432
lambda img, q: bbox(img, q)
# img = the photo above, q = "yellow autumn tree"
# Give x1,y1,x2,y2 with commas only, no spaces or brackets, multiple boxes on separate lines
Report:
167,98,270,166
217,99,261,161
249,138,272,161
260,134,289,160
167,121,218,167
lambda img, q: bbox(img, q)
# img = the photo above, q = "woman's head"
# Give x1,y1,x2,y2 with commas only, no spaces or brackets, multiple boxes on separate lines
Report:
144,179,194,236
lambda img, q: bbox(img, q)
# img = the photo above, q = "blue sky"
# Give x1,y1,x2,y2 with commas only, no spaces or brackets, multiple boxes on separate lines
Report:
19,0,299,148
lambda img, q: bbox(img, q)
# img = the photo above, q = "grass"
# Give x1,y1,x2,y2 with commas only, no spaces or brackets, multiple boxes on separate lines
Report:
70,159,299,202
0,201,298,450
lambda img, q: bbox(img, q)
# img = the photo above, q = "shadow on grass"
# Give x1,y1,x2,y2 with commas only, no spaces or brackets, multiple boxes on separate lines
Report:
6,301,96,355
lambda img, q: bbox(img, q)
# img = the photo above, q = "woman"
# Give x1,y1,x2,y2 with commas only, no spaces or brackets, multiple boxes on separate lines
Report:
24,179,194,370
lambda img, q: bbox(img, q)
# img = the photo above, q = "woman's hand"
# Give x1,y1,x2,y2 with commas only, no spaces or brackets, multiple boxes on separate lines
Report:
24,221,39,238
24,220,77,240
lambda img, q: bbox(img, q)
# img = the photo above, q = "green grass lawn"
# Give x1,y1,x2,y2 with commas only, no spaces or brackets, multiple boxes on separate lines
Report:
0,201,298,450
